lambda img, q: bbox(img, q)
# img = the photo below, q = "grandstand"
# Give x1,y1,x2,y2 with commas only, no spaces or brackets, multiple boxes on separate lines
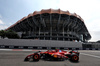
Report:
6,9,91,42
3,9,93,50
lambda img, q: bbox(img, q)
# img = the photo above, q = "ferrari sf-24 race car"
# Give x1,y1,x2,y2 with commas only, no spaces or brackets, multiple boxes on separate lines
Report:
24,49,79,62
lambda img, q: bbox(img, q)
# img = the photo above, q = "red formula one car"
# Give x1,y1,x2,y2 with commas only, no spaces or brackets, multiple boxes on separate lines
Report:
24,49,79,62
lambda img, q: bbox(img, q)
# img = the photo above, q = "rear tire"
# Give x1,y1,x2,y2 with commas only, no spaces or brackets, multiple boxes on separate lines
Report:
71,55,79,62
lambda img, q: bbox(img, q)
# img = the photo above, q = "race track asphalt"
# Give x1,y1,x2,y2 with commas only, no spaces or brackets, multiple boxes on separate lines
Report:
0,50,100,66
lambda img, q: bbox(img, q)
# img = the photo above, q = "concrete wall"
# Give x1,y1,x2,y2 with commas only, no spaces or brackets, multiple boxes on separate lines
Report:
0,39,82,50
83,43,100,50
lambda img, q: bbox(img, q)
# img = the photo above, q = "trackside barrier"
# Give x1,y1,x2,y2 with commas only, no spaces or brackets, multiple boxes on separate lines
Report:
0,45,100,50
83,48,100,50
0,39,82,49
0,45,82,50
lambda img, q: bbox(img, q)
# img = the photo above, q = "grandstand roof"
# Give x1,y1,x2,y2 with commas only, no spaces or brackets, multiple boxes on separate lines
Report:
6,9,84,30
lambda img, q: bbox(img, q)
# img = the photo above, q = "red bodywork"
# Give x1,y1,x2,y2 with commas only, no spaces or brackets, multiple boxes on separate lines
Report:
24,49,79,62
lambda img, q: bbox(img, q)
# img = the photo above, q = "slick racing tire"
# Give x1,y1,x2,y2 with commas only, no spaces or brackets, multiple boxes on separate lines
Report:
33,54,40,61
71,55,79,62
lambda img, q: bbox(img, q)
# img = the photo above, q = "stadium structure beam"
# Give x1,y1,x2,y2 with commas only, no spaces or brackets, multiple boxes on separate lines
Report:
19,23,25,31
15,24,20,31
63,17,70,27
74,21,79,30
27,18,34,29
66,16,72,27
71,18,77,29
50,14,52,26
77,24,83,32
14,26,19,31
12,27,16,31
50,14,52,40
16,24,22,31
24,20,32,30
17,24,22,31
57,14,61,28
40,14,46,27
63,27,65,41
50,27,52,40
21,22,29,31
20,22,28,31
38,27,41,38
14,26,17,31
32,16,40,27
77,21,83,31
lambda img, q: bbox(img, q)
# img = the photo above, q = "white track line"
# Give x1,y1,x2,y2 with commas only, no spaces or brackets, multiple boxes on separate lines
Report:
81,53,100,59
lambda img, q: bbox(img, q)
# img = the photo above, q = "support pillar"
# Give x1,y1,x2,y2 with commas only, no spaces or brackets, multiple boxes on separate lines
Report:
50,27,52,40
39,27,40,39
63,27,65,41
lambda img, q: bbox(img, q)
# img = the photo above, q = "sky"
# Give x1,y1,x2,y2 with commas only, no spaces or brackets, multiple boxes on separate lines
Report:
0,0,100,41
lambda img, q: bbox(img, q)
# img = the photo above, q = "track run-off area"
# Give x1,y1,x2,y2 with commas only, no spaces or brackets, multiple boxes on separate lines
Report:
0,50,100,66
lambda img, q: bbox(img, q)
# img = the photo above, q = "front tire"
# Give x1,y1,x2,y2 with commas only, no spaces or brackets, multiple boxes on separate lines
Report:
33,54,40,61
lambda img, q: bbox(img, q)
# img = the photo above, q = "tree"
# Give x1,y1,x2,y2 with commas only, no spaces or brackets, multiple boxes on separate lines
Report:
0,30,6,39
0,30,20,39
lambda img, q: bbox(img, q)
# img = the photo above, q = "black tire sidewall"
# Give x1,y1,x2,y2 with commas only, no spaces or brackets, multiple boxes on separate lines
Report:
71,55,79,62
33,54,39,61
